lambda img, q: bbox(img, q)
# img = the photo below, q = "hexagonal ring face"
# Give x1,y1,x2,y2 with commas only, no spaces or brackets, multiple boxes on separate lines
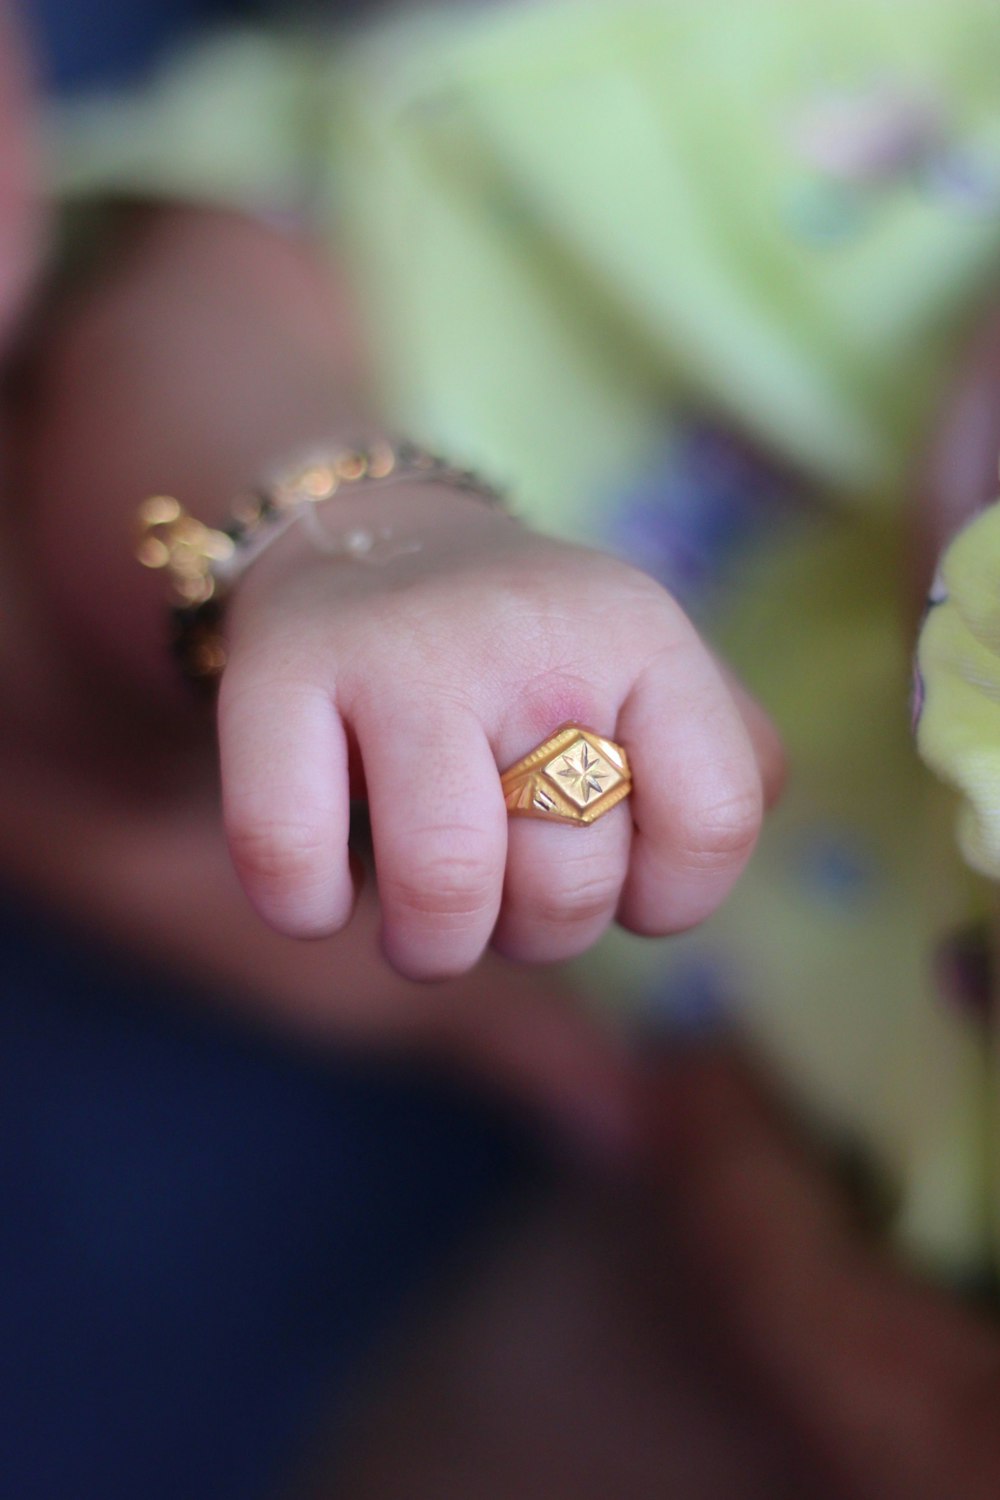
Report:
500,725,632,825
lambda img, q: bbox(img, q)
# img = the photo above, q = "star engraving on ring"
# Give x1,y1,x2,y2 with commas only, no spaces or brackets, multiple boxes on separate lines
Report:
544,739,621,810
501,725,632,824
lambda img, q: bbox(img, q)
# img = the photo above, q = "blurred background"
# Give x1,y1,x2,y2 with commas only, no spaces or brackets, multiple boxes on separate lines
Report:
7,2,1000,1498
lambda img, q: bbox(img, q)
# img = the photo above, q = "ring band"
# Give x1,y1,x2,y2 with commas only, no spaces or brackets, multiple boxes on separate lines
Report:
500,724,632,826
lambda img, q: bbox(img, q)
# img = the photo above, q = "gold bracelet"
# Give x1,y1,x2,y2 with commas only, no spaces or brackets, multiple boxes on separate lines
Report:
136,438,506,685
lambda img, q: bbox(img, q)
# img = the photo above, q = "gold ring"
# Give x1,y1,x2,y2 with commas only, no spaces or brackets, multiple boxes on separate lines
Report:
500,723,632,826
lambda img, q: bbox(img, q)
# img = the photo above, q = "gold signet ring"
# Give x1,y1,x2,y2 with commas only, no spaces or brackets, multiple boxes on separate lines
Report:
500,724,632,826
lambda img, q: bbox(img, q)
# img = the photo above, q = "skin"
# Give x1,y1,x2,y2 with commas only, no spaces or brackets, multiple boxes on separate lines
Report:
20,203,784,988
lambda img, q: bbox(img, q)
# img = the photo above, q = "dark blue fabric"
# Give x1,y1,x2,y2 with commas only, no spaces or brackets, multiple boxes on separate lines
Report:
22,0,260,93
0,896,537,1500
20,0,370,96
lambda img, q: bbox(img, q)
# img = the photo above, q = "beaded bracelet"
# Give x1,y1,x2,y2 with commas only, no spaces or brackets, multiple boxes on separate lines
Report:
136,439,506,685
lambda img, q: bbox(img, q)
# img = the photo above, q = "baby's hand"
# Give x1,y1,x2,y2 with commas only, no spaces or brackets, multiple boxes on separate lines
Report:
219,483,783,980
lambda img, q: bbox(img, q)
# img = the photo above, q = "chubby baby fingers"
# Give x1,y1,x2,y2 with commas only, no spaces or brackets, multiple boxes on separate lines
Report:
353,695,508,982
219,662,355,938
616,639,770,937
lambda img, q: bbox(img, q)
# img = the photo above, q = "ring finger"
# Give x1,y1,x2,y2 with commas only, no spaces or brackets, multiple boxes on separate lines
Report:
491,710,632,964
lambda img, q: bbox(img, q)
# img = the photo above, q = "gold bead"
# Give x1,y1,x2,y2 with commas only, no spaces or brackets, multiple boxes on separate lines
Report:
299,464,337,500
193,637,227,676
335,450,368,482
367,441,396,480
202,531,236,562
169,543,205,575
138,495,182,527
231,492,264,526
176,575,215,605
173,516,207,546
136,536,171,569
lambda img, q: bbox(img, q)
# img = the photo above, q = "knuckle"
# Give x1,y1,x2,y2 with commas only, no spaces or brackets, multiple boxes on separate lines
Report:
383,844,498,926
526,863,622,930
227,815,330,890
675,781,763,869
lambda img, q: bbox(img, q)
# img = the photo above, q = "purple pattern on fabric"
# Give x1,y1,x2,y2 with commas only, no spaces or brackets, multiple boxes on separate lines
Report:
639,956,736,1040
923,147,1000,215
793,828,881,911
605,420,802,616
790,83,945,185
784,82,1000,245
